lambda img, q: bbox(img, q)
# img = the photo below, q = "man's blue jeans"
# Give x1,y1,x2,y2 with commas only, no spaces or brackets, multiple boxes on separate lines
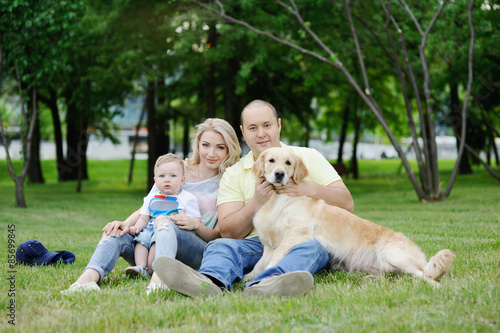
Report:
198,237,330,290
85,222,207,282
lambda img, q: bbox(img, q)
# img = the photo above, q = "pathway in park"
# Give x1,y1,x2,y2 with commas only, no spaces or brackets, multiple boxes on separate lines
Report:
0,131,469,161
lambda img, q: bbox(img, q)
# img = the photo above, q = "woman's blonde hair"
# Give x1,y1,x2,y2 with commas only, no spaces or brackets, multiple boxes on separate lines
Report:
187,118,241,174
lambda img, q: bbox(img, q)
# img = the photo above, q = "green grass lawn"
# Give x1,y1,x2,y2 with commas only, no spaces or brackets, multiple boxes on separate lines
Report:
0,158,499,332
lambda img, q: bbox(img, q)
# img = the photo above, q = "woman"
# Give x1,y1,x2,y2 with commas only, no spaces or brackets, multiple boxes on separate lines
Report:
62,118,241,294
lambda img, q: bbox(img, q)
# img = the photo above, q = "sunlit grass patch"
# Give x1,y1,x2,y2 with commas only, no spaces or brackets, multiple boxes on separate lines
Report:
0,158,498,332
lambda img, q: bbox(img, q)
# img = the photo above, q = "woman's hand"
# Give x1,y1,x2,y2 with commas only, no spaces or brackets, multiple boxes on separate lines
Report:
169,214,201,231
102,220,130,237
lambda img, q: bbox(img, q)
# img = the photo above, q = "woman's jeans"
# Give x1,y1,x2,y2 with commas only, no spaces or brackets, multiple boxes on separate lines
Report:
85,221,207,282
198,237,330,290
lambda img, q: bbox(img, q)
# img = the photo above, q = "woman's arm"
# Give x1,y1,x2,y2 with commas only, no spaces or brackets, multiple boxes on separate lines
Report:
102,208,141,237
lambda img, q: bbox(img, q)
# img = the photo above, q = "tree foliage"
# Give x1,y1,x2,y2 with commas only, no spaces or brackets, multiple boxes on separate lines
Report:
188,0,500,201
1,0,499,207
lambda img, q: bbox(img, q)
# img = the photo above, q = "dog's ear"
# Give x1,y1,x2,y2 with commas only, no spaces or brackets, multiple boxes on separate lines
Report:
292,152,308,184
253,151,266,178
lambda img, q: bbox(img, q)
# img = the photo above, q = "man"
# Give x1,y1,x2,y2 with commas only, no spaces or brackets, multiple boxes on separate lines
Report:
154,100,354,296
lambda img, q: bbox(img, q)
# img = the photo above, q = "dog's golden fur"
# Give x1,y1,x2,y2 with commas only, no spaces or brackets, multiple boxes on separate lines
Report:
245,147,455,285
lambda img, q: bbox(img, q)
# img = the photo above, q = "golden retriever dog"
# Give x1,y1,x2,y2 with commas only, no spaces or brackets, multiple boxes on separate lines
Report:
245,147,455,285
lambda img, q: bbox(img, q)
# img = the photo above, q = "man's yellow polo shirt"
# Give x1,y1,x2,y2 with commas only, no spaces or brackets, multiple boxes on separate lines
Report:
217,143,342,239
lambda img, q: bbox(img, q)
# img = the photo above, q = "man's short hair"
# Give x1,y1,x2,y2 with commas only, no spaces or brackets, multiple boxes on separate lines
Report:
240,100,279,126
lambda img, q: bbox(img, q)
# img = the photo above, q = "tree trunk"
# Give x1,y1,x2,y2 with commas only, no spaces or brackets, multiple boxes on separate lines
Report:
421,108,442,199
61,97,88,181
0,85,39,208
481,108,500,166
76,94,88,193
303,118,310,147
491,135,499,166
128,102,147,184
450,82,472,174
39,87,65,181
183,115,190,158
351,107,361,180
337,104,349,163
14,178,26,208
156,78,169,157
225,57,241,137
63,109,79,181
207,23,218,118
27,89,44,184
146,81,157,191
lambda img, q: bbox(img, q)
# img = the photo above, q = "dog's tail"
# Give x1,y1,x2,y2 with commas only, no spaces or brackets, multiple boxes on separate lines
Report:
423,249,455,282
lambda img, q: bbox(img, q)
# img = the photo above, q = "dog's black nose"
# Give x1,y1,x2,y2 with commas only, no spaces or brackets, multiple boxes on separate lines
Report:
275,170,285,181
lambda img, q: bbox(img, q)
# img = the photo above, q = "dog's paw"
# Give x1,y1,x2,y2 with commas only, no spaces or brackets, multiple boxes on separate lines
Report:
424,276,441,287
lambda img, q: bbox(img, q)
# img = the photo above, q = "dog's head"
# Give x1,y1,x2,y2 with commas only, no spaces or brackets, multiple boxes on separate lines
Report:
253,147,308,186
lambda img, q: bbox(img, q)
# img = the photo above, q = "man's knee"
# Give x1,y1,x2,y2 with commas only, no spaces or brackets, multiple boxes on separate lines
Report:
205,238,260,258
206,238,236,250
290,239,329,259
297,239,323,250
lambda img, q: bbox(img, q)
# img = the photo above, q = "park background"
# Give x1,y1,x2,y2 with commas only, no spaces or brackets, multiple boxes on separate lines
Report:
1,0,499,332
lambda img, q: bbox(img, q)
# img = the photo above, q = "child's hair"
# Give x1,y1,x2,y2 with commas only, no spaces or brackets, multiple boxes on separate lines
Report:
187,118,241,174
155,153,185,175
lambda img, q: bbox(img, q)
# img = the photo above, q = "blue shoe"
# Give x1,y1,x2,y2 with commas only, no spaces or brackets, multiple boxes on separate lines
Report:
125,266,149,279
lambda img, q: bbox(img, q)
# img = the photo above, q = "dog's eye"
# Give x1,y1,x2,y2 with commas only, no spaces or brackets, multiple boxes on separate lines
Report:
285,160,291,166
269,158,275,163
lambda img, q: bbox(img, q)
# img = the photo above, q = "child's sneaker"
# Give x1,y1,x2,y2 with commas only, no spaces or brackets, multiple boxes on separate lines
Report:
145,282,170,295
125,266,150,279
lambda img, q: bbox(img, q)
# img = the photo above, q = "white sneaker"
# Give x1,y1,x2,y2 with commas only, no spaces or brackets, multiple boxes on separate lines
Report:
145,282,170,295
242,271,314,297
61,282,100,294
153,256,222,297
125,266,150,279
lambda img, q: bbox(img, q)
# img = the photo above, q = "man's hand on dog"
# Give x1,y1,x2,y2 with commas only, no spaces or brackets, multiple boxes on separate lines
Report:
276,179,311,197
254,177,277,205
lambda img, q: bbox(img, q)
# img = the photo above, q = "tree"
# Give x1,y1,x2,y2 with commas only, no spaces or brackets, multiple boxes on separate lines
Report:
0,0,130,189
104,0,186,190
426,1,500,174
0,0,84,205
0,0,81,184
0,46,39,207
190,0,487,201
54,1,136,185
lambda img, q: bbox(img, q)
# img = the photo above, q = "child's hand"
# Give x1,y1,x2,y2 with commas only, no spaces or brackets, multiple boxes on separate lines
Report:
129,225,140,235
